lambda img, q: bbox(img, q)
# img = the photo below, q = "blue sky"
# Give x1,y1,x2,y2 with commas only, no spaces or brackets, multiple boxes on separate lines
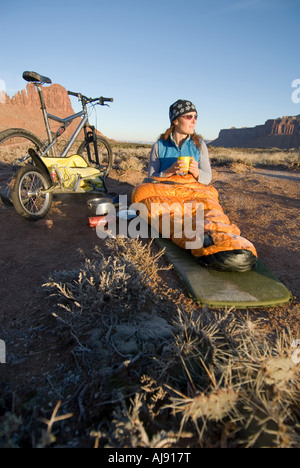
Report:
0,0,299,142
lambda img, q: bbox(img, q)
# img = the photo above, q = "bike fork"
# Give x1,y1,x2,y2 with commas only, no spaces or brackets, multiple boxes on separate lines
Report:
84,125,99,165
92,126,99,165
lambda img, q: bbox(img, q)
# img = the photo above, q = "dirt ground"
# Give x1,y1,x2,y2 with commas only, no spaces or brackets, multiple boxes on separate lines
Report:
0,163,299,447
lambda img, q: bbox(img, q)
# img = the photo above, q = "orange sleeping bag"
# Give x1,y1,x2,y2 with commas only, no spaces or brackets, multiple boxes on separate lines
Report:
132,174,257,272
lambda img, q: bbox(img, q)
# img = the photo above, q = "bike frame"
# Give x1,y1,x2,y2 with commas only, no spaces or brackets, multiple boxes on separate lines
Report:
35,83,92,160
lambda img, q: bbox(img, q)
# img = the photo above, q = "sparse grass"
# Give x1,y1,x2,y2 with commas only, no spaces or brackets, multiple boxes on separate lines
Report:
108,143,300,176
209,146,300,170
1,237,299,448
1,237,296,448
110,143,300,173
112,143,300,171
110,143,300,172
111,145,150,173
1,137,299,171
0,138,151,172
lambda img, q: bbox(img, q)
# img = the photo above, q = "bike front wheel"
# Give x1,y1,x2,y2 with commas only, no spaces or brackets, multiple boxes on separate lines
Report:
77,136,113,179
0,128,43,204
11,165,53,220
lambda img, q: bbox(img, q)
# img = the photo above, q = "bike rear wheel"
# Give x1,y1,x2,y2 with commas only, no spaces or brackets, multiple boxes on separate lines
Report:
77,136,113,179
11,164,53,220
0,128,43,204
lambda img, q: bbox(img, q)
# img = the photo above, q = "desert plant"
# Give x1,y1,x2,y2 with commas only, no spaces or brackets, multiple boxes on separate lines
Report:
104,237,171,284
90,393,192,448
156,308,233,390
228,323,300,448
166,386,240,440
42,237,300,448
37,401,73,448
112,146,149,172
209,146,300,170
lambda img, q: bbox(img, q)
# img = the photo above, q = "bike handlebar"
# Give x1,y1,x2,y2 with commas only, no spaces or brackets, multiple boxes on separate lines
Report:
100,97,114,105
68,91,114,105
68,90,80,98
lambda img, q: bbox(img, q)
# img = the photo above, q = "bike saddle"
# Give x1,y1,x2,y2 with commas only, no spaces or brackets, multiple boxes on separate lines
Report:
22,71,52,84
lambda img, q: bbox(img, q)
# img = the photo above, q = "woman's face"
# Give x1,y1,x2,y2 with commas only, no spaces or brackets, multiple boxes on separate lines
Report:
173,112,197,135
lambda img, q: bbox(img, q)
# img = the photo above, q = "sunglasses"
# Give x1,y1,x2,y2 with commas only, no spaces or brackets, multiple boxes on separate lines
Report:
181,114,198,121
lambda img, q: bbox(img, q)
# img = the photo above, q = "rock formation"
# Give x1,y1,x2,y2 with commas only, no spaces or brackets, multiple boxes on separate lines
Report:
0,83,107,142
6,83,74,114
210,116,300,149
0,83,78,140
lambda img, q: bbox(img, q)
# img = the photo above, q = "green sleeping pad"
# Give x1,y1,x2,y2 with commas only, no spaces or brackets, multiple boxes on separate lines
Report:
155,237,292,309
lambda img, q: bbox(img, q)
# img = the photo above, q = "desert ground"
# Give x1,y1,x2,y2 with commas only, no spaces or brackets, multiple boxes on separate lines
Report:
0,144,299,448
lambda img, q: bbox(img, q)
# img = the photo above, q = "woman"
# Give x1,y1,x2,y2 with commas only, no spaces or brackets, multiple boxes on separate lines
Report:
133,99,257,272
148,99,212,185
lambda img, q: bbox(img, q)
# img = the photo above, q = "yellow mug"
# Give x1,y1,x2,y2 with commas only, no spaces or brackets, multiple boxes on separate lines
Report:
177,156,191,174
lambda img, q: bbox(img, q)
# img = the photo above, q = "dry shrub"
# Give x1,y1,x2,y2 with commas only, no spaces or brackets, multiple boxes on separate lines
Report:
104,237,171,284
41,238,300,448
90,305,300,448
209,146,300,170
43,238,169,337
230,161,253,173
43,237,176,387
90,393,191,449
112,146,149,173
116,155,145,173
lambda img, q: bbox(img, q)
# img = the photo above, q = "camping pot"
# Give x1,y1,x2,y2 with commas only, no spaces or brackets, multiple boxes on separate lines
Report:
87,198,115,216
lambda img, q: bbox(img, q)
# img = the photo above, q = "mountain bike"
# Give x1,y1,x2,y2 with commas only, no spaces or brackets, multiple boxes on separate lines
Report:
0,70,114,220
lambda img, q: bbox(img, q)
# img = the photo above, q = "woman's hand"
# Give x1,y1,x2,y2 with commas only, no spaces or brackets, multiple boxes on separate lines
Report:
164,160,186,176
189,158,200,179
164,158,199,178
